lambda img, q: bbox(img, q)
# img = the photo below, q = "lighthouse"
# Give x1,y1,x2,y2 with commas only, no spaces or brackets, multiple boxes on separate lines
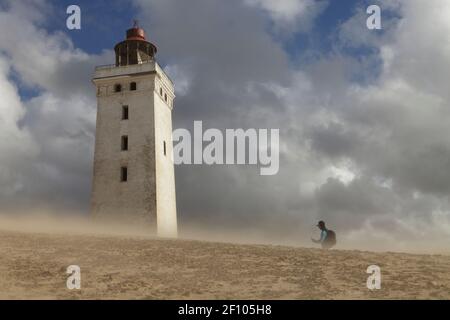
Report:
90,23,177,238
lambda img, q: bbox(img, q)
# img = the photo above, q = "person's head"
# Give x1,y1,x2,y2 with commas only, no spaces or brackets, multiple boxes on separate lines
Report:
317,220,326,230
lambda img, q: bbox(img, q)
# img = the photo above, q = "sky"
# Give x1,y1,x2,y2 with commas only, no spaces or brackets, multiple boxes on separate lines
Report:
1,0,450,252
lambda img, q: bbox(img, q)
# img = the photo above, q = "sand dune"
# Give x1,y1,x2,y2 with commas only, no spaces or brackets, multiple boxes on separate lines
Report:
0,228,449,299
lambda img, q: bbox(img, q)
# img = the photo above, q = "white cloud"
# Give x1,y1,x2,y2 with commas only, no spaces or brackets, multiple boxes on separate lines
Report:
244,0,327,32
0,0,98,211
164,64,192,96
0,57,38,198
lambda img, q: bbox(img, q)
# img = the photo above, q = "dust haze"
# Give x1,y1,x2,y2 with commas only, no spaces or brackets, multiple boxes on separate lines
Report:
0,212,448,255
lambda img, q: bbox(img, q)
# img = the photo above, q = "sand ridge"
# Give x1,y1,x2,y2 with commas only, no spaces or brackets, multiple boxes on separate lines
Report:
0,229,449,299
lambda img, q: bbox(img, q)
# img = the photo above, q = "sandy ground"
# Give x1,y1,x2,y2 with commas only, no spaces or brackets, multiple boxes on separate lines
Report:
0,229,449,300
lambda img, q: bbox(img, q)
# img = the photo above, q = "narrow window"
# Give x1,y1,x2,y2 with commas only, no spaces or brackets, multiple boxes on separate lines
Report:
160,88,163,96
121,135,128,151
163,141,167,156
120,167,128,182
122,105,129,120
164,93,168,102
130,82,137,91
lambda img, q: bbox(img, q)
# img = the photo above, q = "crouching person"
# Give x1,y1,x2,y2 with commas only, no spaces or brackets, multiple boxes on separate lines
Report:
311,220,336,249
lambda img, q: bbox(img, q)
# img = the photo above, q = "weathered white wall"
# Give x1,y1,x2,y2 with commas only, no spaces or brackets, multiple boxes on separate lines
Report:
154,74,177,238
91,62,177,237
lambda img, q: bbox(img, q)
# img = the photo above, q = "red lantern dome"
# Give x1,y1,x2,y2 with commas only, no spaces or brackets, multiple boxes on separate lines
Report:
114,21,157,66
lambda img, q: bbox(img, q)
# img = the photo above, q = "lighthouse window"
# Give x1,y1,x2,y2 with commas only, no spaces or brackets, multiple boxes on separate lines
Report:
114,84,122,92
164,93,168,102
121,135,128,151
122,106,129,120
120,167,128,182
160,88,163,96
130,82,137,91
163,141,167,156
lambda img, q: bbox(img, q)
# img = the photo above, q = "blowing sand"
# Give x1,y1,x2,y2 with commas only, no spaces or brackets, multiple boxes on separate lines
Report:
0,227,449,299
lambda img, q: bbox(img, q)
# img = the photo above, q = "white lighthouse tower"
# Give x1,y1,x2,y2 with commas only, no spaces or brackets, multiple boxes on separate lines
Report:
90,23,177,238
